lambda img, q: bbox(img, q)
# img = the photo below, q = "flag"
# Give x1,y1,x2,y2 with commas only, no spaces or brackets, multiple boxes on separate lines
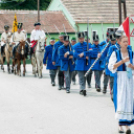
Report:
12,14,18,33
117,17,130,45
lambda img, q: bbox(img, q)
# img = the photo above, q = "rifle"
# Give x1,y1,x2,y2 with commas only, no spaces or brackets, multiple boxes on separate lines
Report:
54,24,61,34
63,24,74,65
86,18,89,65
85,42,109,77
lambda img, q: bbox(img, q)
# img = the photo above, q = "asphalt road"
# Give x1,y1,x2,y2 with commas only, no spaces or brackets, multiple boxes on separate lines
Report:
0,65,134,134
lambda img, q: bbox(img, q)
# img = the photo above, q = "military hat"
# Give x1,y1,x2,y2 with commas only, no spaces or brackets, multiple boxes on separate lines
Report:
4,25,9,30
71,37,76,41
59,32,65,37
110,33,116,41
17,23,23,29
78,32,85,38
93,34,99,42
50,37,55,41
115,30,124,39
64,35,69,41
18,22,23,26
34,22,41,26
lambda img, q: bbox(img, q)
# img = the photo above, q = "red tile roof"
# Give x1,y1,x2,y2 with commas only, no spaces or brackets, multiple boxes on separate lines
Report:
0,10,75,33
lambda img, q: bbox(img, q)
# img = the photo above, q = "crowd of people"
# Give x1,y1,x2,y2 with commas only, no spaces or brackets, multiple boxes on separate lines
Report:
0,22,134,134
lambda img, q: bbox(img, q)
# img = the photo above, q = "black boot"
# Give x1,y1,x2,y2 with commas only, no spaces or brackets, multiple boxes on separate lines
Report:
1,45,5,56
83,90,87,96
102,86,107,94
96,86,101,92
12,46,16,59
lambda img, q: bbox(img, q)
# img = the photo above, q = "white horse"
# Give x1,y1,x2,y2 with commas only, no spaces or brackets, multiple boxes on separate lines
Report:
0,34,13,73
5,35,14,73
31,36,45,78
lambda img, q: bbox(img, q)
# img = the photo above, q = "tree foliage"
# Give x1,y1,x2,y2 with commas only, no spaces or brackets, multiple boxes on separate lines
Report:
0,0,51,10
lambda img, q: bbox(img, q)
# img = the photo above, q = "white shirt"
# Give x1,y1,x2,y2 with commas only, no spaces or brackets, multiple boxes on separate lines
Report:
21,29,27,38
1,32,11,46
12,31,26,44
30,29,46,41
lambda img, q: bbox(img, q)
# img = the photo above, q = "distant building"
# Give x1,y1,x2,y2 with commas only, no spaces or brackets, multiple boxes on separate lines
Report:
0,10,75,44
47,0,134,47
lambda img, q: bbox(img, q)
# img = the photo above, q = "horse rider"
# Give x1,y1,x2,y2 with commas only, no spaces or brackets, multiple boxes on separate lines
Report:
12,23,26,58
19,22,29,58
1,25,11,56
30,22,46,56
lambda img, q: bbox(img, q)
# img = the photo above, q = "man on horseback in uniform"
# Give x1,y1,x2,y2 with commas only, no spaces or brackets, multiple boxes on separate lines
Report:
30,22,46,57
12,23,26,58
19,23,29,59
1,25,11,56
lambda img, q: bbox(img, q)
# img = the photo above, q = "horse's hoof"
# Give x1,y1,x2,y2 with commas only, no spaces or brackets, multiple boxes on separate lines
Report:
34,74,36,77
23,74,25,77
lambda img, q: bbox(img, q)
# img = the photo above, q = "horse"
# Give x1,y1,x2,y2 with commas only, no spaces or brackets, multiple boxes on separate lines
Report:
0,34,13,72
13,41,26,76
4,35,14,73
31,36,45,78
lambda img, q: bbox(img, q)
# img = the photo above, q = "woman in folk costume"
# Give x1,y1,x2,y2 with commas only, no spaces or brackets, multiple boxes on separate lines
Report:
108,36,134,134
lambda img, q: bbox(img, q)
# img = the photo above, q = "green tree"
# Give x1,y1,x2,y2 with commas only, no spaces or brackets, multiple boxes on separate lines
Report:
0,0,51,10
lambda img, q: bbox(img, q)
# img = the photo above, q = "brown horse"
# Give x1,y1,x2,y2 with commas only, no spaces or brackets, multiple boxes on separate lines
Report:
13,41,26,76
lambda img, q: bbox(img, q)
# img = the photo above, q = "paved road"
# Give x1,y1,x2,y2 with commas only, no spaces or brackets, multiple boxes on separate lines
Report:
0,65,134,134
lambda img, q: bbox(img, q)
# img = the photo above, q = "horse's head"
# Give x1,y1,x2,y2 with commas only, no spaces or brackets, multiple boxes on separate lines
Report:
37,36,45,52
19,40,25,55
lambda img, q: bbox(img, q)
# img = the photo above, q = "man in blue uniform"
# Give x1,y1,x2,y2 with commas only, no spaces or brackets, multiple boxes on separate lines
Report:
52,33,65,90
73,32,91,96
85,36,93,88
102,33,117,94
71,37,77,85
59,35,74,93
90,34,104,92
43,38,57,86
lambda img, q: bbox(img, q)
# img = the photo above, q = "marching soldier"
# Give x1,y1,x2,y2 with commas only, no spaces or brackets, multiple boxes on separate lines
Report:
73,32,91,96
59,35,74,93
90,34,105,92
102,33,116,94
12,23,26,58
30,22,46,56
52,33,65,90
1,25,11,56
71,37,77,84
85,36,93,88
43,38,57,86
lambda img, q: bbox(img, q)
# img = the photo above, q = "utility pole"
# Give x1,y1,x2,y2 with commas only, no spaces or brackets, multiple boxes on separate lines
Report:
118,0,127,25
37,0,40,22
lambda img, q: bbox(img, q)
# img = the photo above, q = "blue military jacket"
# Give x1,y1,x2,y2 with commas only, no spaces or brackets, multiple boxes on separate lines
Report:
59,44,75,72
90,43,105,71
52,41,64,66
43,45,57,70
73,42,91,71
